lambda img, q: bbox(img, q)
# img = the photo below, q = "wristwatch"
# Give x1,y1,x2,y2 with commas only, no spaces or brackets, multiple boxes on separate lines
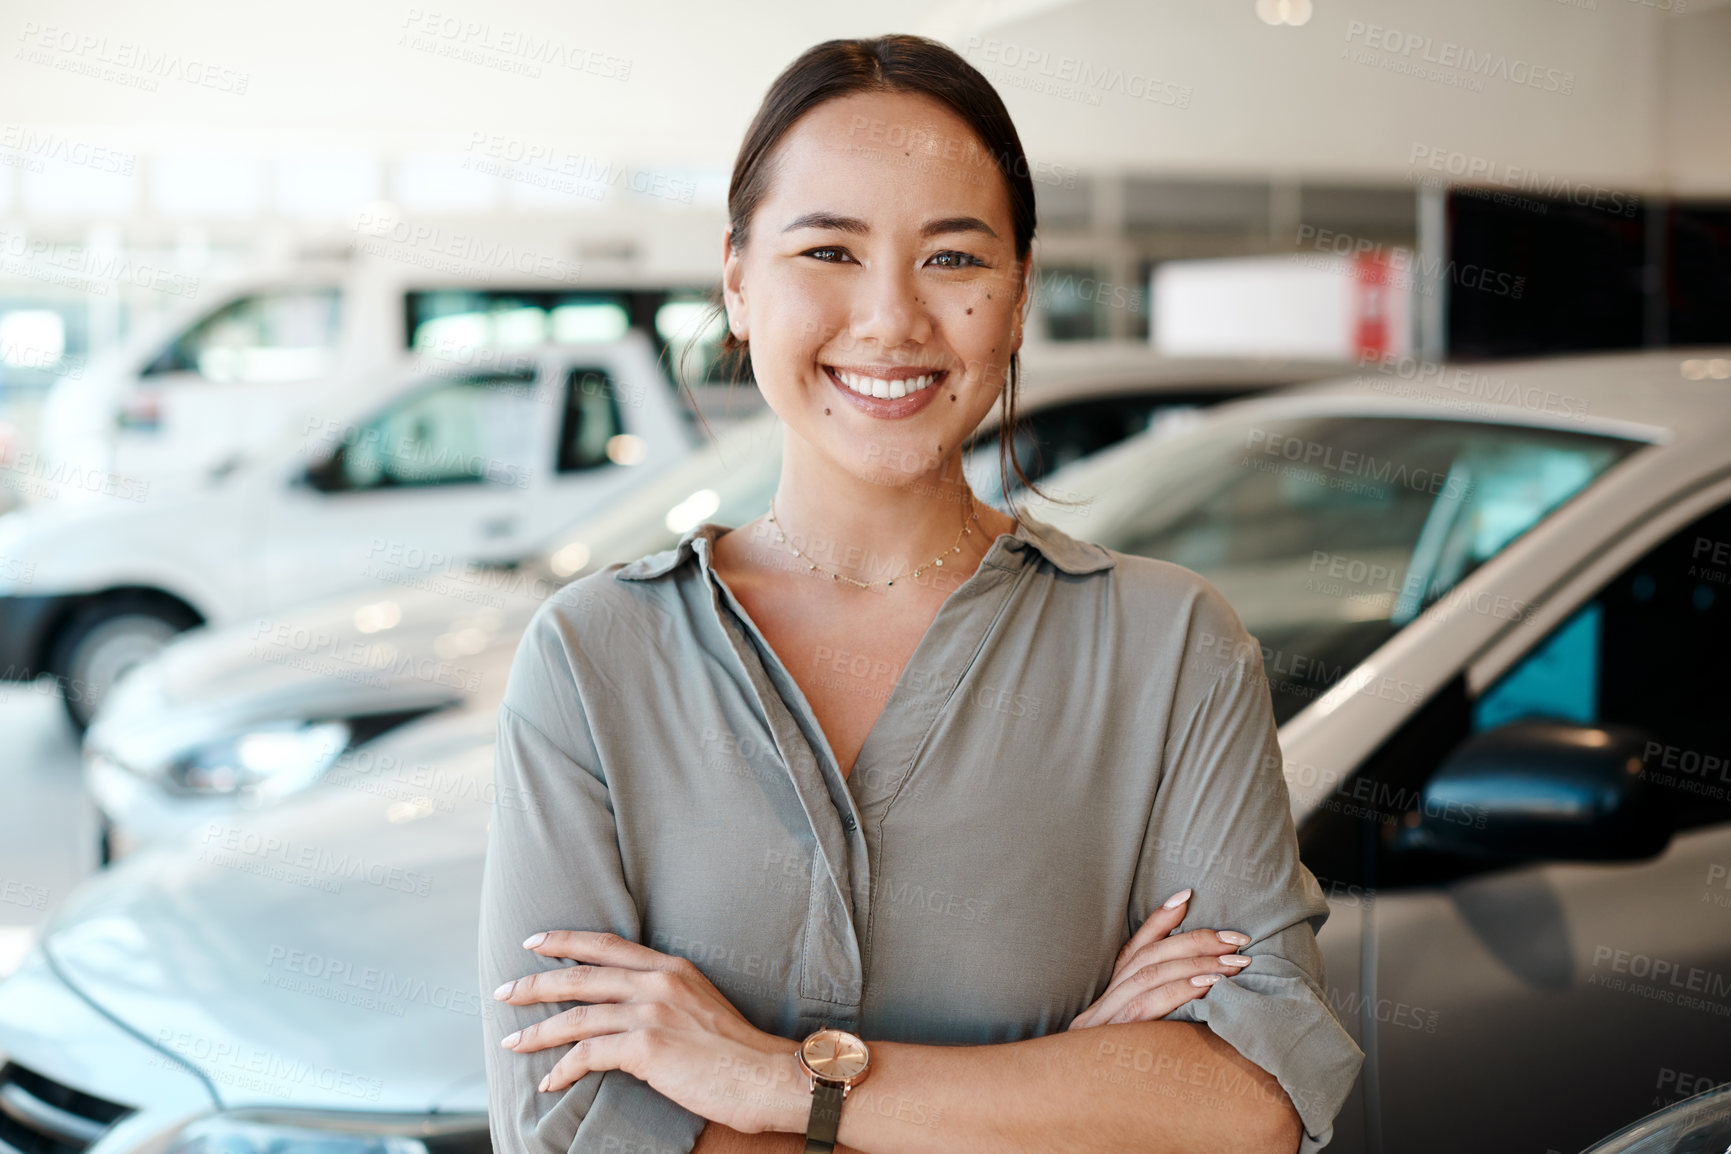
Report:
795,1026,871,1153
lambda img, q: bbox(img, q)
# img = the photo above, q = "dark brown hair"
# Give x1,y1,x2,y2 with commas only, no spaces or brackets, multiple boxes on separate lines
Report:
675,33,1058,517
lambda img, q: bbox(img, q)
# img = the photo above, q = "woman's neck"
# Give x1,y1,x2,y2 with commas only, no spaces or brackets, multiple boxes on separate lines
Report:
764,435,1017,583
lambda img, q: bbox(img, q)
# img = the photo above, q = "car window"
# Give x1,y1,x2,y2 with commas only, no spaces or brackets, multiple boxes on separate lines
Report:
407,290,631,352
146,288,341,382
1048,414,1643,724
558,368,625,473
968,394,1231,494
315,371,540,492
1303,494,1731,892
1472,497,1731,833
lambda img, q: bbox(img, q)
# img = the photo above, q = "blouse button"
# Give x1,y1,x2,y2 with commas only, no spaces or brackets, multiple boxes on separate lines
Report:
841,813,858,832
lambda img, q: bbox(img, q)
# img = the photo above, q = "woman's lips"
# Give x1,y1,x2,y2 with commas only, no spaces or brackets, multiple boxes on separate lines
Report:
824,365,946,419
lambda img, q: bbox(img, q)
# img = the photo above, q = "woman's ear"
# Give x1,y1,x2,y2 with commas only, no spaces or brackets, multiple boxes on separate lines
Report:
1011,253,1034,352
721,228,749,341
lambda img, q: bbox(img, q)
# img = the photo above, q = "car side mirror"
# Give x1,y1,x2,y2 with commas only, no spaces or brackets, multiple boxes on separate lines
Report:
1394,719,1670,863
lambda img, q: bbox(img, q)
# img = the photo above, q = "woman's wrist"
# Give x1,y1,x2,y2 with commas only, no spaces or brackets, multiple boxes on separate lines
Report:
734,1046,815,1134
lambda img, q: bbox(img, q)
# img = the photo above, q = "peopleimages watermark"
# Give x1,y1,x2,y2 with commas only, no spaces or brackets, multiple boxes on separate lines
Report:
150,1028,382,1102
1294,224,1525,300
14,21,251,94
840,115,1079,191
1356,351,1593,422
1405,144,1640,218
1341,20,1575,96
1243,426,1475,500
299,411,532,489
0,230,200,300
397,8,631,81
963,36,1193,109
1589,945,1731,1015
0,450,150,503
351,211,581,284
462,132,694,204
263,943,483,1017
0,124,136,174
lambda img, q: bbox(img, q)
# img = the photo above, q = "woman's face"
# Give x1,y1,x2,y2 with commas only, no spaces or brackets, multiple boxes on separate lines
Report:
722,89,1031,490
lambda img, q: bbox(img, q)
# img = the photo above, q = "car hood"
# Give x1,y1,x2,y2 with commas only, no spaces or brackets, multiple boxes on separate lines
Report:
45,709,499,1112
88,578,547,773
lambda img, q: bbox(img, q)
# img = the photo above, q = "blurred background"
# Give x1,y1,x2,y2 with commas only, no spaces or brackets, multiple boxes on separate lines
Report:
2,3,1730,1152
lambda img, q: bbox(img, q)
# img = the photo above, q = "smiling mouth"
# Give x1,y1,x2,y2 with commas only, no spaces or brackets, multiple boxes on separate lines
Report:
824,366,947,400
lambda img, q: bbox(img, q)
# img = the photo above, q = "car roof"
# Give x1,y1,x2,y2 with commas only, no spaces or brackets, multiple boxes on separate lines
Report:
1016,340,1353,395
1279,347,1731,442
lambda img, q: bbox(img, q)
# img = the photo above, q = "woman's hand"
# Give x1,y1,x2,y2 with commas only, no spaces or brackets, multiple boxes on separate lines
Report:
1065,888,1253,1030
494,930,807,1134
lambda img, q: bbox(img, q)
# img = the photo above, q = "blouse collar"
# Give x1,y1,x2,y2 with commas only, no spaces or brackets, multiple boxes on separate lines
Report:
615,512,1116,582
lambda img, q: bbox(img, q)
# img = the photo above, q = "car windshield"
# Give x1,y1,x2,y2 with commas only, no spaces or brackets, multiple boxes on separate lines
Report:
1036,408,1647,724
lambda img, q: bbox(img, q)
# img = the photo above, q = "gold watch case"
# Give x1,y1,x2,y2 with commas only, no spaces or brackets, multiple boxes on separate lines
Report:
796,1027,871,1094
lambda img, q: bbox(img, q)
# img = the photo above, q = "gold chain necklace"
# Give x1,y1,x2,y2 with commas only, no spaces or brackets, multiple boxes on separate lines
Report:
765,492,979,589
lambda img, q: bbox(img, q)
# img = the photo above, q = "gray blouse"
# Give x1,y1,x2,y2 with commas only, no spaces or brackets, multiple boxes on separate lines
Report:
478,515,1364,1154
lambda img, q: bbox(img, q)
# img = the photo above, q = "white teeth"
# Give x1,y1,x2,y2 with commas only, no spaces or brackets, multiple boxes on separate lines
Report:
831,369,940,400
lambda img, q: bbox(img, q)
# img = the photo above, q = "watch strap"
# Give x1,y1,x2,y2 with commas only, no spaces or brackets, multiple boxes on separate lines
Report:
803,1080,844,1153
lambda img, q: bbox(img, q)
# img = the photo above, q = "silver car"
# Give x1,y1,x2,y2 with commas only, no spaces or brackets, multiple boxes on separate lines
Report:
6,349,1729,1154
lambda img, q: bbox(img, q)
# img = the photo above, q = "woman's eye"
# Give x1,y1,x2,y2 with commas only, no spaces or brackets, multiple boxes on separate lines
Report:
929,251,985,269
804,247,853,264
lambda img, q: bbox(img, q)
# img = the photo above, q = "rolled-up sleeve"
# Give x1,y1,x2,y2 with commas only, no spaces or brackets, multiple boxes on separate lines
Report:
478,598,708,1154
1131,601,1365,1153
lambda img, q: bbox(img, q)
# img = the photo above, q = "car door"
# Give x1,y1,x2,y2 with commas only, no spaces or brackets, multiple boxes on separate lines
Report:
119,287,344,480
257,364,545,616
511,350,684,547
1303,485,1731,1154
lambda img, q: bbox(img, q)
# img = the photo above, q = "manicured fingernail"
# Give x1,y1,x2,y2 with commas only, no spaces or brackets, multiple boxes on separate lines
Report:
494,981,516,1000
1217,930,1250,946
1221,955,1252,967
538,1075,550,1092
1191,974,1221,986
500,1031,521,1048
522,932,547,948
1161,888,1192,910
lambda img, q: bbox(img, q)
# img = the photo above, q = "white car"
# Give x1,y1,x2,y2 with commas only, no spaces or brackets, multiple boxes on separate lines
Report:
13,348,1728,1154
0,331,696,727
34,254,722,486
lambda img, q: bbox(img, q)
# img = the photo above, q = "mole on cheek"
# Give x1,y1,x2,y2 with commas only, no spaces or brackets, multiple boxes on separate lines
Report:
950,395,956,402
824,408,831,416
966,308,973,315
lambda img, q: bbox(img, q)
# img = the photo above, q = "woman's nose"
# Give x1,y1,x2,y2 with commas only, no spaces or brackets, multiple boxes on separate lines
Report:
847,263,933,350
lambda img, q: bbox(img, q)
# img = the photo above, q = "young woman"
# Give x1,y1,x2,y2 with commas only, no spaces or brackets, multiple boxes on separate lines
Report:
479,35,1362,1154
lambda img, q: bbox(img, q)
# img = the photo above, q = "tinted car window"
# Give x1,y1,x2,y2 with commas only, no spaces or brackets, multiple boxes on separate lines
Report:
1050,414,1644,724
311,371,539,492
558,368,625,473
1473,498,1731,833
147,288,341,382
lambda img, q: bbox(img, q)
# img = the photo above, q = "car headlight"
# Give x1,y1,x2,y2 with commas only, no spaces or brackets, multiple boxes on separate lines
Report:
164,1110,490,1154
160,711,440,799
167,721,352,797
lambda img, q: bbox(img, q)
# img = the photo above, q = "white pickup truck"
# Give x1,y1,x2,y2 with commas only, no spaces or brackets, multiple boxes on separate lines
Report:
0,330,696,726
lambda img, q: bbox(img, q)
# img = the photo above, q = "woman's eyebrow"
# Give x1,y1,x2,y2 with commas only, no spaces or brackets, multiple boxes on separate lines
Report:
781,212,999,240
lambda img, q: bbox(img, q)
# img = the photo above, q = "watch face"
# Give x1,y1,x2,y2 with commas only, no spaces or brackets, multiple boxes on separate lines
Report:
801,1028,870,1081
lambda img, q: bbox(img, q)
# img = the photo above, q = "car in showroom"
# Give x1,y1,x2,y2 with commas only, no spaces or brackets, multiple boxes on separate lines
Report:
78,345,1348,855
29,252,725,487
9,348,1729,1154
0,332,699,728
